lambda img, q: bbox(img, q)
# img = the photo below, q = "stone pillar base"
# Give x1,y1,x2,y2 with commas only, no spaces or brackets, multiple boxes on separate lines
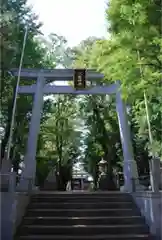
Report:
120,183,146,192
16,178,34,192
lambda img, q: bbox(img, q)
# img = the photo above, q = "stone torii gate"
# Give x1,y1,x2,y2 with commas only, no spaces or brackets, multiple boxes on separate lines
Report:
11,68,139,192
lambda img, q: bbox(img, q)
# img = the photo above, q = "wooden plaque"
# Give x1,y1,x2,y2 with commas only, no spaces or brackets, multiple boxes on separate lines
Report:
73,69,86,90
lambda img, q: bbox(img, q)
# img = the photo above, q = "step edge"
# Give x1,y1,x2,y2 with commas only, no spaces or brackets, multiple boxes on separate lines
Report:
21,224,148,228
17,234,151,238
27,208,136,211
24,216,144,219
30,202,133,204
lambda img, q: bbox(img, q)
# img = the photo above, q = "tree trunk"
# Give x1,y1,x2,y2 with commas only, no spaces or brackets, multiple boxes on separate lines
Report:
1,87,16,166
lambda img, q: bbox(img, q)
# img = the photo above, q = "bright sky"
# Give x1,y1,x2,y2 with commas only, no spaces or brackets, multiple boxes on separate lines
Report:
27,0,107,47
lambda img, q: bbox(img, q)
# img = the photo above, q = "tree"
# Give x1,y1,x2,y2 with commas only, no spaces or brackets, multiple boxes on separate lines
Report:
0,0,47,165
40,33,75,68
105,0,162,159
36,95,82,189
71,0,162,184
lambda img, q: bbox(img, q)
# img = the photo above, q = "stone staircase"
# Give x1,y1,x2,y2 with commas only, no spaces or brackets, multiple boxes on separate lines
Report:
15,192,154,240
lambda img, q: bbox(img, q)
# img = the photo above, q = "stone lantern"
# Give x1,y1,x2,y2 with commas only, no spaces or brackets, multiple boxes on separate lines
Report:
97,158,108,191
97,158,116,191
98,158,107,175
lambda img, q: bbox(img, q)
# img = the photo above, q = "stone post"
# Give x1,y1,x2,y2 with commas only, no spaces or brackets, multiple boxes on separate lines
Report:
150,157,161,192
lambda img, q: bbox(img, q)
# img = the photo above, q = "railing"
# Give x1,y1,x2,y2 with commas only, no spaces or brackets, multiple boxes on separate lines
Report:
0,172,34,194
0,172,16,193
131,175,158,192
16,176,34,194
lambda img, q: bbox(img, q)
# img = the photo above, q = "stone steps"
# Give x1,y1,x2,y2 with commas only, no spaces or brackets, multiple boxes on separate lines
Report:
23,216,146,225
31,194,133,203
26,208,140,217
15,191,154,240
29,201,133,209
18,224,149,235
17,234,153,240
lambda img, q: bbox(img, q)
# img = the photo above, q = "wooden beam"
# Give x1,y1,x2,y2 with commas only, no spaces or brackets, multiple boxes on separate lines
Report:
18,84,117,95
10,68,104,81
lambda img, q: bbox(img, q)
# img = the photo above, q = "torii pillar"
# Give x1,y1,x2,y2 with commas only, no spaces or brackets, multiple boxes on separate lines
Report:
17,71,45,191
115,81,139,191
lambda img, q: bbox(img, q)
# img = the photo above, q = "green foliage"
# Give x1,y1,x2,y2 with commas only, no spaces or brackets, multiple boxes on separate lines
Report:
1,0,161,190
71,0,162,178
39,95,81,164
1,0,47,164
